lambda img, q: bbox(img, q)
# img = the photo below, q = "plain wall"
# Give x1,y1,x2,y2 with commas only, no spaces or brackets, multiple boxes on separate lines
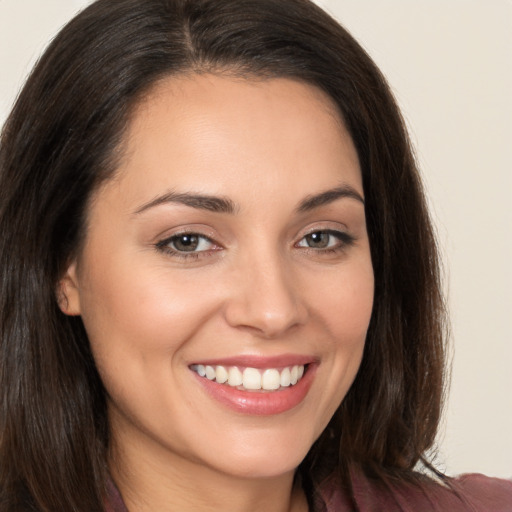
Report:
1,0,511,478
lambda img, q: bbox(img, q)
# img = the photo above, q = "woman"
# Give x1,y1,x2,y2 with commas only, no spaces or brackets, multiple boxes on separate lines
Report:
0,0,510,510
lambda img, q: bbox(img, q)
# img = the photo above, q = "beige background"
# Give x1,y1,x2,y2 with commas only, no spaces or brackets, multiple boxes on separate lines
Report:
1,0,511,478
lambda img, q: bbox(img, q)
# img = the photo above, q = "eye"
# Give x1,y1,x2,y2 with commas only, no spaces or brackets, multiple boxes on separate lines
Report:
170,234,212,252
296,230,354,250
156,233,217,256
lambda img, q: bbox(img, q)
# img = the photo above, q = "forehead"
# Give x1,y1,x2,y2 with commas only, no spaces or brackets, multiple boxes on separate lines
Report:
106,73,361,207
135,72,343,127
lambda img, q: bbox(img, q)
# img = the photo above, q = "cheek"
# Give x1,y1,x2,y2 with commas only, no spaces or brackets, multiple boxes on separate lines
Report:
79,245,218,340
332,271,374,379
311,259,374,343
77,261,221,421
303,258,373,415
77,260,233,419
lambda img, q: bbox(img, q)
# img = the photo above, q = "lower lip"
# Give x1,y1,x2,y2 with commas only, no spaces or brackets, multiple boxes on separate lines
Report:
192,365,316,416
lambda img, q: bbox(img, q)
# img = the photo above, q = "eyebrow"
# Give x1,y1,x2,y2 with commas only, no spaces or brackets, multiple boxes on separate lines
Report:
133,191,237,215
133,184,364,216
297,185,364,212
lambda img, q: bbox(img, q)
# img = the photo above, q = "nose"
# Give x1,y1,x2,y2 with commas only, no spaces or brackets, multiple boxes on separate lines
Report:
223,251,308,338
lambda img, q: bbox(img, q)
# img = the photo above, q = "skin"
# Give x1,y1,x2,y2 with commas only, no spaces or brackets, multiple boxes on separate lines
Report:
60,74,374,512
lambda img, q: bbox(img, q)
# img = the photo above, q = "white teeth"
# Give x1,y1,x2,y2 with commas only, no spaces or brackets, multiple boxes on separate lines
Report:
228,366,243,387
192,364,306,391
261,369,280,390
243,368,262,390
215,365,228,384
205,365,216,380
290,365,299,385
280,367,291,387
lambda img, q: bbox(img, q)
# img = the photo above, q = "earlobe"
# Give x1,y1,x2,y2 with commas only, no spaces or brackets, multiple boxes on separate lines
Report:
57,261,81,316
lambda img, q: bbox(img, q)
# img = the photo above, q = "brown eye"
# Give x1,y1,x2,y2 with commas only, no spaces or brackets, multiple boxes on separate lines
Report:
172,234,200,252
164,233,215,253
304,232,331,248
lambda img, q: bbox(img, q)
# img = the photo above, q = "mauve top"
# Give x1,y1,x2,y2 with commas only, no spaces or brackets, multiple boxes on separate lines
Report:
105,472,512,511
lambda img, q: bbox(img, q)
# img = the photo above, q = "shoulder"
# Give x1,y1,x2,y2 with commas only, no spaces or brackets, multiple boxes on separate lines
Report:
451,473,512,511
315,471,512,512
105,478,129,512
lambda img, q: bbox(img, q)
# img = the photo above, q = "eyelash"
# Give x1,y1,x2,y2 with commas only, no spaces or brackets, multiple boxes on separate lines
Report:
295,229,356,254
155,233,218,260
155,229,356,260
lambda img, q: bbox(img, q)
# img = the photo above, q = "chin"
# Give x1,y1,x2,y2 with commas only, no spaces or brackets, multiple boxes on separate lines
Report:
195,424,318,480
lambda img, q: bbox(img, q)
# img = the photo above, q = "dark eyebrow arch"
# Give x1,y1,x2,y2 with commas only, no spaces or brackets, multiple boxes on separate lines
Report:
133,191,237,215
297,185,365,213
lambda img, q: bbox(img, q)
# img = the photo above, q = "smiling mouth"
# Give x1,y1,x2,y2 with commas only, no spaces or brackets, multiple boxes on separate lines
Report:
190,364,306,392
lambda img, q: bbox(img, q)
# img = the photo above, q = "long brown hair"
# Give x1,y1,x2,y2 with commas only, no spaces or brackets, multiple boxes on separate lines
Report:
0,0,447,510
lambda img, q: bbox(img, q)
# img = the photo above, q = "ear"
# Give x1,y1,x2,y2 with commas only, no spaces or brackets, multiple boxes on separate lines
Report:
56,260,82,316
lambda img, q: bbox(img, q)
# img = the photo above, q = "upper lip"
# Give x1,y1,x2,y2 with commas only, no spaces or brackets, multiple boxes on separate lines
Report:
189,354,317,369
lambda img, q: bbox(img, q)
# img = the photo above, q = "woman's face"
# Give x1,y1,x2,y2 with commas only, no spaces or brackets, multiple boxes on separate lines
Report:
61,75,374,480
